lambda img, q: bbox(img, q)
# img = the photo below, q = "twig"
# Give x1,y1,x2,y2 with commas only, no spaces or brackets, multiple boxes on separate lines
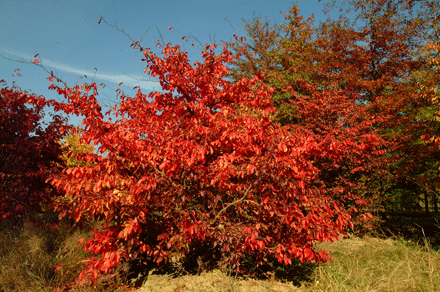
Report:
210,183,255,226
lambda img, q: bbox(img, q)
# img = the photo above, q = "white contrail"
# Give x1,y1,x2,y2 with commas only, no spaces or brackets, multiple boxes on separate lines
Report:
0,46,160,91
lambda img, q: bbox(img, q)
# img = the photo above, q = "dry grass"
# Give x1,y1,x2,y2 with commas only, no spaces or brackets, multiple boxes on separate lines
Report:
0,218,438,292
135,234,440,292
138,270,300,292
0,219,130,292
302,234,440,292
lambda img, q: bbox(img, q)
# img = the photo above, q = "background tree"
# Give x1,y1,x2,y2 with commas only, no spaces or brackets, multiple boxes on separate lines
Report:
229,0,440,216
59,128,97,168
228,5,318,126
0,80,67,226
228,5,387,222
313,0,440,215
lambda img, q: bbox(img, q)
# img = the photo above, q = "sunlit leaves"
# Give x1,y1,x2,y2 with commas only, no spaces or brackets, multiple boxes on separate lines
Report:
44,15,386,284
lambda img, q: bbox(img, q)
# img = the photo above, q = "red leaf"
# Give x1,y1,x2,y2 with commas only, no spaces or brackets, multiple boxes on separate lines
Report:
33,59,39,64
278,142,287,152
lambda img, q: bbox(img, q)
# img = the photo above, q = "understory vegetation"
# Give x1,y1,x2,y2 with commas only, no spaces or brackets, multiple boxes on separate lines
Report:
0,214,439,291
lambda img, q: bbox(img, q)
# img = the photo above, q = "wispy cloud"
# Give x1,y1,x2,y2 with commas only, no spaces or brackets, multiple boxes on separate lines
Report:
0,46,161,91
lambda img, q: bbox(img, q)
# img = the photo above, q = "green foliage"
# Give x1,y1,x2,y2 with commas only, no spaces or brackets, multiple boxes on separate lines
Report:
60,129,96,168
228,5,318,126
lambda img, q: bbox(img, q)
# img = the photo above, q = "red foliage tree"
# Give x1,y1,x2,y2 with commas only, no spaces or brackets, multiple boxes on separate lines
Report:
319,0,440,213
47,27,382,283
423,44,440,147
228,5,388,218
229,0,440,214
0,80,67,226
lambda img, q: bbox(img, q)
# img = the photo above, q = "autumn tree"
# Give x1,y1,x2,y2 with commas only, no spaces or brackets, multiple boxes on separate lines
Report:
0,80,67,226
229,5,319,126
39,17,385,284
229,0,440,215
313,0,440,214
420,42,440,158
418,17,440,213
228,5,387,221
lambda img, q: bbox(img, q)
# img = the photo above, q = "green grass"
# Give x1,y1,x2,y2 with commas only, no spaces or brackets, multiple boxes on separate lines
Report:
0,217,438,292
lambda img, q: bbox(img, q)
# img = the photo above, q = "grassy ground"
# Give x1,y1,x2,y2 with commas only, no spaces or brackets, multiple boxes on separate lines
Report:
307,235,439,291
0,218,439,292
134,234,440,292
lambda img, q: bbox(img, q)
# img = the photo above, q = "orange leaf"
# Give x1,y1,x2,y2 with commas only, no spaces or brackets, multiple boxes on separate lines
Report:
33,59,39,64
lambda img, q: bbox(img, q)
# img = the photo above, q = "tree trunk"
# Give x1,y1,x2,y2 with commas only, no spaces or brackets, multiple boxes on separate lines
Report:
424,188,430,215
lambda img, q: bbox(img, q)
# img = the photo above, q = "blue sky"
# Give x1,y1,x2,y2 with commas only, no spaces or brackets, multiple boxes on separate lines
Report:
1,0,335,126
